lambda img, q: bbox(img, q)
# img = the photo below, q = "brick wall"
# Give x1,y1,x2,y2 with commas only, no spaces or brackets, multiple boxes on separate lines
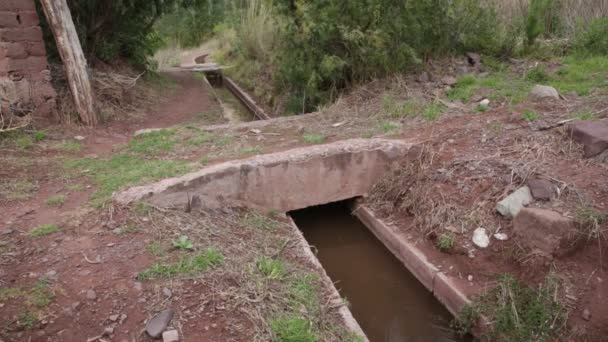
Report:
0,0,56,119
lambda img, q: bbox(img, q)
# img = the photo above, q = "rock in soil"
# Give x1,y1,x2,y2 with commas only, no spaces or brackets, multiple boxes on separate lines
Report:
472,228,490,248
530,84,560,100
163,329,180,342
417,71,430,83
86,289,97,300
513,208,577,256
496,186,533,218
442,76,457,86
582,309,591,321
145,309,175,338
567,119,608,157
527,178,557,201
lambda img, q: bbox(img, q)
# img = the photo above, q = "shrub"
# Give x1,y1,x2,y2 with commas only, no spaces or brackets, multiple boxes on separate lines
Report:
525,0,555,47
574,17,608,55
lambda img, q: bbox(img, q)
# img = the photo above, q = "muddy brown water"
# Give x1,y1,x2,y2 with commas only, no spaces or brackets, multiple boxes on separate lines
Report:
291,201,468,342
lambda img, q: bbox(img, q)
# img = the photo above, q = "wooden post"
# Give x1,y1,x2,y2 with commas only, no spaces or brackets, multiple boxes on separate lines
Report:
40,0,97,126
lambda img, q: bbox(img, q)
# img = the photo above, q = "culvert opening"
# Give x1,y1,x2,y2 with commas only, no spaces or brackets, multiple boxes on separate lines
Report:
290,199,469,342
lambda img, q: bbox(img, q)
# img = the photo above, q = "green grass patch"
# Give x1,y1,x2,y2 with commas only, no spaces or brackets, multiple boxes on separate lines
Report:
172,235,194,250
270,314,317,342
377,121,399,133
522,110,539,122
128,129,176,156
65,154,191,207
456,274,565,340
29,280,53,308
56,141,82,152
0,179,38,200
188,132,215,146
240,212,278,230
436,232,455,252
302,133,326,144
18,311,37,329
45,195,66,206
28,224,60,237
257,257,286,280
133,201,153,216
422,103,444,121
137,248,223,280
571,111,597,121
447,73,531,104
550,56,608,96
32,131,47,142
241,146,263,155
146,241,165,257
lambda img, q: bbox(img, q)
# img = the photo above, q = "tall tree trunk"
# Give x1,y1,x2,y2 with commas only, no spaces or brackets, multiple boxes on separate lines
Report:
40,0,97,126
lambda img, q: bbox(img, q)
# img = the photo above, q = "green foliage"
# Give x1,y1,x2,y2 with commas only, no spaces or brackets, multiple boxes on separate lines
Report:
128,129,176,157
56,141,82,152
522,110,539,122
65,154,190,207
525,0,555,47
302,133,326,145
550,56,608,95
37,0,180,68
137,248,223,280
526,65,549,83
422,103,444,121
451,304,480,336
32,131,47,142
436,232,455,252
484,274,564,341
172,235,194,250
28,224,60,237
574,17,608,55
46,195,66,206
241,212,278,230
257,257,286,279
377,121,399,133
571,111,597,121
270,314,317,342
271,0,509,113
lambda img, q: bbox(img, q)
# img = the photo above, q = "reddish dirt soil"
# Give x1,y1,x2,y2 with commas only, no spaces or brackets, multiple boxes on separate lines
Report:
0,71,231,342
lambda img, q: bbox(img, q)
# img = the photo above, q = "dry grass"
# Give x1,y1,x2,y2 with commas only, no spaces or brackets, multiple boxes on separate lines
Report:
487,0,608,33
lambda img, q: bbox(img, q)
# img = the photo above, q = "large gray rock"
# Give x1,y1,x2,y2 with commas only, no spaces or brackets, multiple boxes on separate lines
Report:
568,119,608,157
496,187,532,218
513,208,576,256
146,309,175,338
530,85,559,100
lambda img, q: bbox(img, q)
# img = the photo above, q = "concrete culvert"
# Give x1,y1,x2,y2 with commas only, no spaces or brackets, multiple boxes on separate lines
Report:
115,139,413,212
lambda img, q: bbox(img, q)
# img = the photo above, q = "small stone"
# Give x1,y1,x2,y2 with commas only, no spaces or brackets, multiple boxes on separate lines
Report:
479,99,490,107
494,233,509,241
417,71,430,83
467,275,473,282
104,326,114,336
133,282,143,292
472,228,490,248
163,329,180,342
496,186,533,218
86,289,97,300
249,129,262,134
74,136,85,141
447,139,455,144
530,84,559,100
71,302,81,310
442,76,457,86
162,288,172,298
527,178,556,201
119,314,127,324
106,243,115,247
582,309,591,321
109,314,119,322
44,270,58,281
145,309,175,338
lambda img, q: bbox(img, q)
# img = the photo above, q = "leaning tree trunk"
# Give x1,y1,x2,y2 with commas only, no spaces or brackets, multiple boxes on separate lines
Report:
40,0,97,126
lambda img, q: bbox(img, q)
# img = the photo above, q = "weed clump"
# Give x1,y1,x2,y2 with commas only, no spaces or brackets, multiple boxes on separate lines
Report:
137,248,223,280
28,224,60,237
436,232,455,252
270,314,317,342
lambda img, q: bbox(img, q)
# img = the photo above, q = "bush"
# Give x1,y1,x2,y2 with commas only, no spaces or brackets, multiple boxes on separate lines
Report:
525,0,555,47
574,17,608,55
272,0,509,113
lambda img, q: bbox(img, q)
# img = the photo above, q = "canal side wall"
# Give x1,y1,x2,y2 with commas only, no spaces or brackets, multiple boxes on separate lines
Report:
285,214,368,341
115,139,413,212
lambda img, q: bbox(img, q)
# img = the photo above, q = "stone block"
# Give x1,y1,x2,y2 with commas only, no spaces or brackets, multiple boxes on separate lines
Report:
568,119,608,158
527,178,556,201
0,56,47,73
496,186,533,218
0,27,42,42
0,1,36,11
513,208,576,256
17,11,39,27
0,11,20,27
25,41,45,56
0,42,27,59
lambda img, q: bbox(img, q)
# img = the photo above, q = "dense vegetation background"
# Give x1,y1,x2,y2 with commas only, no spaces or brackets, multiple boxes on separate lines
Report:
37,0,608,113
